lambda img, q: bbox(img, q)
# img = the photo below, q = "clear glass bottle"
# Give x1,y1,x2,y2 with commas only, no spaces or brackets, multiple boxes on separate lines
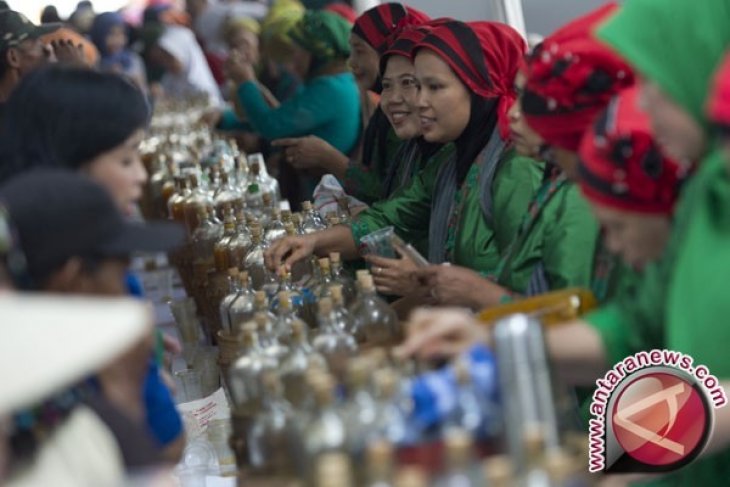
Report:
248,153,280,204
228,271,256,332
433,429,480,487
219,267,241,334
301,375,349,482
213,211,238,273
167,175,190,223
247,371,299,476
330,252,357,305
371,369,409,446
245,162,265,220
312,298,357,377
314,258,334,301
300,200,326,234
233,153,249,188
272,267,305,315
244,226,268,290
343,357,378,478
272,290,301,342
191,205,223,268
336,196,352,225
349,274,400,345
444,358,489,438
228,210,253,269
280,319,327,408
329,284,353,333
252,291,277,333
265,209,288,245
183,174,214,234
228,327,277,416
254,311,289,362
291,212,305,234
364,439,394,487
213,171,243,220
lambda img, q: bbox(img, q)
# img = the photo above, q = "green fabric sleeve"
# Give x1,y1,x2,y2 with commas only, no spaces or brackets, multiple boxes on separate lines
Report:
541,186,599,289
343,129,404,205
237,78,339,140
350,155,442,247
216,109,252,131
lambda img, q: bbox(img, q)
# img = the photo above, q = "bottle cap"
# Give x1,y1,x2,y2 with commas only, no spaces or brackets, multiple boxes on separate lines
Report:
227,267,240,277
254,290,267,307
318,297,333,315
329,284,344,304
319,257,331,271
329,252,341,263
301,200,313,211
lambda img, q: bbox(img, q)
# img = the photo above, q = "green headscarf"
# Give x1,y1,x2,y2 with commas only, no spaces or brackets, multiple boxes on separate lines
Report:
288,10,351,71
597,0,730,129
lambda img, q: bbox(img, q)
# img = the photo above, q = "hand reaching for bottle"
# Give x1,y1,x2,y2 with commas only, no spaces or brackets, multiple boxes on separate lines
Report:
272,136,347,173
265,234,317,271
393,307,488,362
365,250,420,296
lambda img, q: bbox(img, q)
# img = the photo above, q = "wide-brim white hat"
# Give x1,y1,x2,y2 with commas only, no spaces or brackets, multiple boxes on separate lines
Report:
0,293,152,415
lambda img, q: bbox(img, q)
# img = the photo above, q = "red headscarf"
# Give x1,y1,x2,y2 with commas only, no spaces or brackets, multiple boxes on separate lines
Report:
522,2,634,151
324,3,358,24
415,21,527,139
578,87,684,214
352,2,431,54
379,19,451,73
709,51,730,129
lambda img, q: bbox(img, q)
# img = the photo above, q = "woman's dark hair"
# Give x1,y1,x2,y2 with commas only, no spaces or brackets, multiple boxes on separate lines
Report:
0,66,150,184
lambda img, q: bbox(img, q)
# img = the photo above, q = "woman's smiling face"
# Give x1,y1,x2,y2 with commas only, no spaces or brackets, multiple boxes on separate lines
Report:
381,55,422,140
414,49,471,143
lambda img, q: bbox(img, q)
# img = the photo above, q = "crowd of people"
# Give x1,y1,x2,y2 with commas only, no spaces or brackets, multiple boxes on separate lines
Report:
1,0,730,485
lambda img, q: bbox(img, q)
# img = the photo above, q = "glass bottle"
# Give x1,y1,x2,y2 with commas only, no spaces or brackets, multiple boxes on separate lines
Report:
244,225,268,290
291,212,304,234
265,209,288,245
247,371,299,475
228,272,256,332
312,298,357,377
245,162,265,220
280,319,327,408
371,369,409,446
300,200,326,234
314,258,334,301
191,205,223,268
300,375,348,482
349,274,400,345
233,153,249,188
248,153,280,204
228,327,277,416
330,252,357,305
254,311,289,362
364,440,394,487
213,171,243,219
343,357,378,479
272,291,300,342
336,196,352,225
444,358,490,438
228,210,253,269
252,291,277,332
433,429,480,487
213,211,238,273
168,175,190,223
329,284,353,333
219,267,241,334
184,174,214,234
272,267,304,315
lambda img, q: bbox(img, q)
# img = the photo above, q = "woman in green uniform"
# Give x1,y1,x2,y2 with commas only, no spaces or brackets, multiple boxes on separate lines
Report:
266,20,542,294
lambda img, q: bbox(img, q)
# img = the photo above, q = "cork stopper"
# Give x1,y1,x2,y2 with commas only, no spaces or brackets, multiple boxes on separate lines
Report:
238,272,250,287
482,455,514,486
318,297,333,315
346,357,371,388
453,358,470,386
329,252,341,264
366,348,388,368
301,200,313,211
312,373,335,405
356,269,370,280
374,369,398,399
278,291,292,310
291,213,302,226
318,257,331,272
290,319,306,339
227,267,240,278
246,213,258,226
250,224,262,238
394,467,429,487
261,370,283,396
523,422,546,459
284,222,297,236
254,312,270,330
444,428,473,466
241,325,258,348
366,439,393,475
545,449,576,484
254,290,267,308
329,284,344,306
358,274,375,291
281,209,292,222
315,452,353,487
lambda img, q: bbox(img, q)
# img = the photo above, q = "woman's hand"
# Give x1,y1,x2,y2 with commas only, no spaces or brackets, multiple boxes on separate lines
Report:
226,49,256,84
413,265,507,309
265,234,317,271
365,251,420,297
272,136,348,175
394,307,488,362
51,39,86,66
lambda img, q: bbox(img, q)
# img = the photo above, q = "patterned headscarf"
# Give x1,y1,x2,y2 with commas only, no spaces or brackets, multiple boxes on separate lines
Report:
579,87,684,214
522,3,634,152
379,19,450,74
708,52,730,132
288,10,352,70
415,20,527,140
352,2,430,55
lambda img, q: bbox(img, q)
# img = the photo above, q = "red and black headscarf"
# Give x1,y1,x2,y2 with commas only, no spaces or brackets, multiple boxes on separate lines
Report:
352,2,431,55
709,51,730,134
522,2,634,152
578,87,684,214
415,20,527,140
378,19,451,74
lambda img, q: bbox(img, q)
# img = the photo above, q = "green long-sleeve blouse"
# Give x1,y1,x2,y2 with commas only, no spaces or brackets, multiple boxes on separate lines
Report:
351,147,543,274
586,151,730,486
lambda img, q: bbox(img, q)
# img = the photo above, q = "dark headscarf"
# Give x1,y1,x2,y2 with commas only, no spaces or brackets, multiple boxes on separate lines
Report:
91,12,133,71
522,3,634,152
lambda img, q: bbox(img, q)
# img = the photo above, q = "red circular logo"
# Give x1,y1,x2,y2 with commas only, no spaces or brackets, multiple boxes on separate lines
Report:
611,372,709,467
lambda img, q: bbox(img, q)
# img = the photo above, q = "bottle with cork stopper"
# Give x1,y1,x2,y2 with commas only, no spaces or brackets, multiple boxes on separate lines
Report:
330,252,357,305
329,284,353,333
312,297,357,378
228,271,256,331
349,274,400,346
279,319,327,408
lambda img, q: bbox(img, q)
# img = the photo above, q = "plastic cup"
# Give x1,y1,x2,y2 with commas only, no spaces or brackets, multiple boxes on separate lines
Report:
360,226,397,258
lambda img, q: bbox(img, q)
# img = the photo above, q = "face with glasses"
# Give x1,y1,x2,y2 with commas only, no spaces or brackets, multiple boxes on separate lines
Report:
381,55,422,140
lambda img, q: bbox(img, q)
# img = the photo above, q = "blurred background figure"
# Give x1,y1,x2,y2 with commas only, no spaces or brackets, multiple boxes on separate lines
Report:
91,11,147,90
68,0,94,34
40,4,62,24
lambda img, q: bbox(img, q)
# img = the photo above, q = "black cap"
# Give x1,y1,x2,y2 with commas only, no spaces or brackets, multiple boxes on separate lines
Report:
0,10,61,51
0,170,185,287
